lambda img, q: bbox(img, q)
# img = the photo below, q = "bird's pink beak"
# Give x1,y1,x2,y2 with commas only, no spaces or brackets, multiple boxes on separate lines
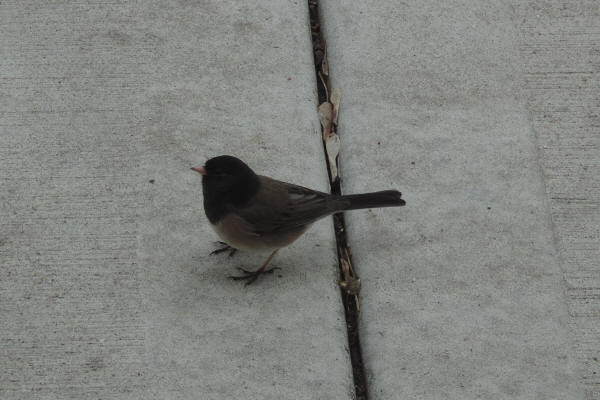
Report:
191,166,206,175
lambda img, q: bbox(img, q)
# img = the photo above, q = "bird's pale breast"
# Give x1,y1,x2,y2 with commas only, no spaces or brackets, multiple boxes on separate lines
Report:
212,213,309,252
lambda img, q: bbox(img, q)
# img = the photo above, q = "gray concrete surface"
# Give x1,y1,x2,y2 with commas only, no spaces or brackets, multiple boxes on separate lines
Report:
0,1,353,399
320,0,585,398
2,1,597,399
516,3,600,398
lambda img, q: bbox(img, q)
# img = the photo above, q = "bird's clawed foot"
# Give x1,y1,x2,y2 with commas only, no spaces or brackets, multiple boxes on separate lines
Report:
210,241,237,257
228,266,281,286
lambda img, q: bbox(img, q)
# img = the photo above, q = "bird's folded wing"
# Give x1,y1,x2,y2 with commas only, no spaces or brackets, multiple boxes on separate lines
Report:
232,176,340,235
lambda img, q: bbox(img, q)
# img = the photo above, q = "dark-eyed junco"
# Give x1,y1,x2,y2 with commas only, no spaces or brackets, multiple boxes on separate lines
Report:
192,155,405,284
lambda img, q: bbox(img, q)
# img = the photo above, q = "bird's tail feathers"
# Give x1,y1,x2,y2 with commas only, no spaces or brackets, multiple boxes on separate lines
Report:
332,190,406,211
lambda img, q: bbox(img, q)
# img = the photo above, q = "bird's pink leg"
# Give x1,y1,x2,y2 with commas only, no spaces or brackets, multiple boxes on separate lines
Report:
229,249,280,285
210,241,237,257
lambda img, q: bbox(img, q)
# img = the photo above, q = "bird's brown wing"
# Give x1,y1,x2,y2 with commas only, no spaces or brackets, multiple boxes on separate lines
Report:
231,176,339,236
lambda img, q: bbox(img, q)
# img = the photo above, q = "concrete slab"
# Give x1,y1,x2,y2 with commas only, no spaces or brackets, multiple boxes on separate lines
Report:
0,1,352,399
320,1,584,398
516,3,600,398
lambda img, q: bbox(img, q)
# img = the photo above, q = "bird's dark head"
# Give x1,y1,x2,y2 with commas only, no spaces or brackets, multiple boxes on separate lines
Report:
191,156,260,222
203,155,255,178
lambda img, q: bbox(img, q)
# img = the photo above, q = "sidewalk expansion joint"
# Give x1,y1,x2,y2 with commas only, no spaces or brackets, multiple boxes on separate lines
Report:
308,1,368,399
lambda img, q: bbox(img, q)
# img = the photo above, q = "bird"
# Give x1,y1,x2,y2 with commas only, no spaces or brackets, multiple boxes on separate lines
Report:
191,155,405,284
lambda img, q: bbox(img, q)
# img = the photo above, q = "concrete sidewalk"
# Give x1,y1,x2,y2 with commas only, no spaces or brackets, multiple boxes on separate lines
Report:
1,1,351,399
1,1,594,399
320,0,585,398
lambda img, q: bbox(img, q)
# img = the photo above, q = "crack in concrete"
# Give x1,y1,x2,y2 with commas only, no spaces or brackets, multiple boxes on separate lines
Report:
308,1,369,399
